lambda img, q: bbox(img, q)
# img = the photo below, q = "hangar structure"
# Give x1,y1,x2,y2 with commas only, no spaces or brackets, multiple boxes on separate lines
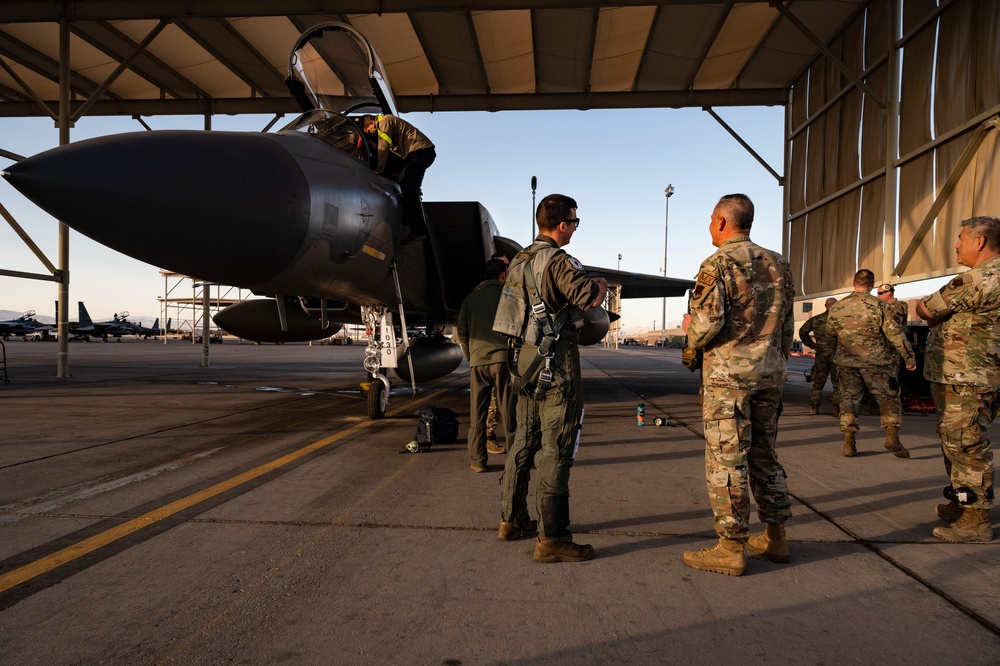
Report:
0,0,998,373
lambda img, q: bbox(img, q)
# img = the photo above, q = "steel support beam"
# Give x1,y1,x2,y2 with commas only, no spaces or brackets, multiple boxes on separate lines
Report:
0,88,789,118
57,19,70,377
71,20,170,122
401,89,788,112
892,117,999,279
882,0,901,286
771,0,886,108
0,0,839,23
704,106,783,185
0,50,56,120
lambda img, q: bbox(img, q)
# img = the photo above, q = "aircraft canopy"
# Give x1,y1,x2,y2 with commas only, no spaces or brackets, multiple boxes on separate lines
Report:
287,22,397,117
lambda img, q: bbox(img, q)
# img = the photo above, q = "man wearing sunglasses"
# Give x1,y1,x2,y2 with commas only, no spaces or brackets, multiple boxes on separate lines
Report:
494,194,608,562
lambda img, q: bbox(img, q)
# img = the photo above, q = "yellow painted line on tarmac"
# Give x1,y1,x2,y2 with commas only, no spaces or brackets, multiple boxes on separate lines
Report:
0,389,442,594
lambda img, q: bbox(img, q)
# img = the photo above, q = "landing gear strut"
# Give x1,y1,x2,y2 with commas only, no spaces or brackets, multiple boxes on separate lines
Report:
360,262,416,419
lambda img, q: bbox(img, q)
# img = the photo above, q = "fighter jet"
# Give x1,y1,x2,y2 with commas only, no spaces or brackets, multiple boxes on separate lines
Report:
0,311,52,340
72,303,136,341
2,22,693,417
129,318,161,339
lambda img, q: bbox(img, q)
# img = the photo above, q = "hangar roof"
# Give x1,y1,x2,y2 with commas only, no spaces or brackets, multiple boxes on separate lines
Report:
0,0,866,118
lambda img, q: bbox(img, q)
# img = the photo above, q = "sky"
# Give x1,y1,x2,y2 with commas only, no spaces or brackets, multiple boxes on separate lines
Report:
1,103,788,333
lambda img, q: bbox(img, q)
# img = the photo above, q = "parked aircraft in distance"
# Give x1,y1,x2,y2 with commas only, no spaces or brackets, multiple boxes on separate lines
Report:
0,311,52,340
129,318,161,339
2,22,693,417
72,303,135,341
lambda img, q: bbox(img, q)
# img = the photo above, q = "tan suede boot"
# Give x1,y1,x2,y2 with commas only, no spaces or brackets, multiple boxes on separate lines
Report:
747,523,790,563
884,426,909,458
532,538,595,563
932,508,993,543
682,538,746,576
843,431,857,457
497,518,538,541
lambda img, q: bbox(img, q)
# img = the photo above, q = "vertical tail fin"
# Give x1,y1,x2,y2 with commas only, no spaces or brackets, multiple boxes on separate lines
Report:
79,302,93,326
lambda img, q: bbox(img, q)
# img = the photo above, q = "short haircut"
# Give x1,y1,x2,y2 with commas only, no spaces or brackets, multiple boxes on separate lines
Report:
717,193,754,231
853,269,875,289
962,216,1000,252
484,258,507,280
536,194,578,232
825,297,838,309
361,114,378,128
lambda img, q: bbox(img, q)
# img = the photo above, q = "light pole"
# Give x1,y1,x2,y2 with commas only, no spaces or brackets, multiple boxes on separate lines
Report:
617,253,622,270
662,184,674,345
531,176,537,240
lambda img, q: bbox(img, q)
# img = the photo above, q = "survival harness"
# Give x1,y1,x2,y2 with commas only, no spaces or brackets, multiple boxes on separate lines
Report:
493,243,581,398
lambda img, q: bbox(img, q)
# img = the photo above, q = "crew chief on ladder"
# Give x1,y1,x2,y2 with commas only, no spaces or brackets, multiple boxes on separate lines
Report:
362,114,435,245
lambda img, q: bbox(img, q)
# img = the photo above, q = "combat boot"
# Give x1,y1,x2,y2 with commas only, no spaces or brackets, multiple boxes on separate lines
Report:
747,523,790,563
936,499,963,523
843,431,857,457
932,508,993,543
883,426,910,458
532,538,595,563
682,538,746,576
497,518,538,541
809,405,819,415
832,403,840,418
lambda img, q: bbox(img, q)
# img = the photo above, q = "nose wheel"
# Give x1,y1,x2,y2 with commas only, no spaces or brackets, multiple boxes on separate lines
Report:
367,374,389,419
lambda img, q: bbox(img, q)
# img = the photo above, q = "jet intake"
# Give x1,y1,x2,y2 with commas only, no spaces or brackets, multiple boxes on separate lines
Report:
214,299,342,343
391,335,464,383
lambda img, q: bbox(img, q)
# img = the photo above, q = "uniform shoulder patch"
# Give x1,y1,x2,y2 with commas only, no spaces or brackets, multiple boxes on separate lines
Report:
948,275,964,289
696,270,717,287
567,257,584,271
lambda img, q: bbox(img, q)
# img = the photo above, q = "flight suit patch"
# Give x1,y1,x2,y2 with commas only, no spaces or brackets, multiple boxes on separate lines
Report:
568,257,584,271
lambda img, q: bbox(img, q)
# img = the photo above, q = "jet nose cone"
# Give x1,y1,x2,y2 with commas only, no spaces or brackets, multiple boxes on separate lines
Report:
6,131,311,286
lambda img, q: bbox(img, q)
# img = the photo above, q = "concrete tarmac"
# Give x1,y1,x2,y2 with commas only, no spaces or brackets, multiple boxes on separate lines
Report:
0,339,998,665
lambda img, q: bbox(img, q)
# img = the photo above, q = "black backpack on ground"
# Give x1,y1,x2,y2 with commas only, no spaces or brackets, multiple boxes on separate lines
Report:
415,407,460,447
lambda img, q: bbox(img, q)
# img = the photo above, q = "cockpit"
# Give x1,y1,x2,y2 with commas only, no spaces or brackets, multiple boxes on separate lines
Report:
280,110,370,165
282,22,398,170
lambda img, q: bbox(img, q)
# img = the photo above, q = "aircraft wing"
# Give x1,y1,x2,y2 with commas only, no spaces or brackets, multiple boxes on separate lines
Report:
583,266,693,299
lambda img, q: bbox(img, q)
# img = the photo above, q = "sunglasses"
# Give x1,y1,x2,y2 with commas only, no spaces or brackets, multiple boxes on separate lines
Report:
563,218,581,229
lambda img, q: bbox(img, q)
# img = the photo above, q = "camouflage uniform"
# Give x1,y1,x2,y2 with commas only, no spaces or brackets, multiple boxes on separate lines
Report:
920,256,1000,510
485,388,499,442
499,236,599,540
686,234,795,540
825,292,915,434
883,298,909,377
799,310,838,410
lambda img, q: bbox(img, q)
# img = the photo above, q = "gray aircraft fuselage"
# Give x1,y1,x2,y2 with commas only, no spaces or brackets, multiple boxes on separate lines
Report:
4,128,439,317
